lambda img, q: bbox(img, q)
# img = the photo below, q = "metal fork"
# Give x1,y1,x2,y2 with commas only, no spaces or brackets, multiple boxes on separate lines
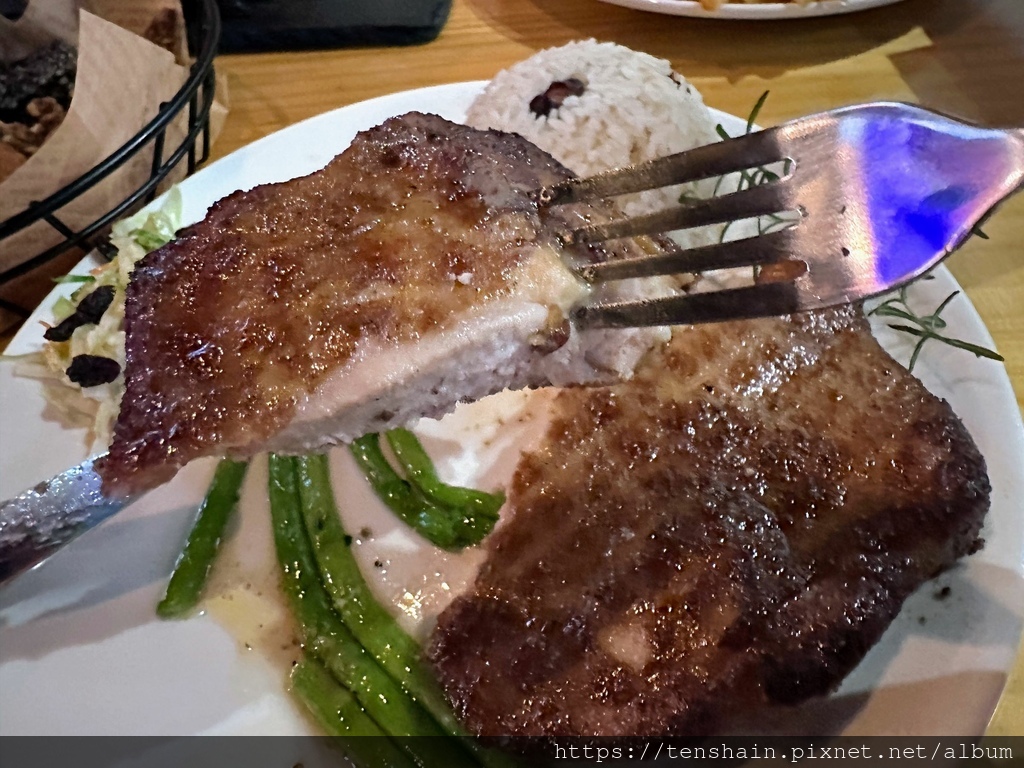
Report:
538,102,1024,328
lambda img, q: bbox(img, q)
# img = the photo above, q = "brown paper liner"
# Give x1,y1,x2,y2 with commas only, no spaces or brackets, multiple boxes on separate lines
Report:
0,1,227,331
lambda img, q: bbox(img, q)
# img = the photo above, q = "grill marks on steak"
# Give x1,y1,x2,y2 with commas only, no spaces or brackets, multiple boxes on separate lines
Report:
427,308,989,737
98,113,666,496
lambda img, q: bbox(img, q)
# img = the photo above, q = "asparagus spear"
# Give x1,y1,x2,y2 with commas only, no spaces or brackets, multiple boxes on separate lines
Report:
268,455,479,768
290,657,417,768
385,428,503,525
294,454,520,768
269,455,443,735
157,459,249,618
349,434,494,549
295,454,452,719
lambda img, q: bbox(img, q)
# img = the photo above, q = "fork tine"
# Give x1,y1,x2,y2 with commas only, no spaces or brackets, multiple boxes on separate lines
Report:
538,128,785,206
579,227,798,282
574,281,802,328
565,181,791,245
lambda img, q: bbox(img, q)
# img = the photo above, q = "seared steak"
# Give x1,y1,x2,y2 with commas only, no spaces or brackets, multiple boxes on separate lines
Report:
427,307,989,737
98,113,672,496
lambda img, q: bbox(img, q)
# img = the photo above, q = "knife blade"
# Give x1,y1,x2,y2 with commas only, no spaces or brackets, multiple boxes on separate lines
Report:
0,455,132,586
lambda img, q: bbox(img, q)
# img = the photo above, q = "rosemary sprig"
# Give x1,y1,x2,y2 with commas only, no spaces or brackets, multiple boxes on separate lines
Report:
869,280,1004,372
678,91,773,205
704,91,793,241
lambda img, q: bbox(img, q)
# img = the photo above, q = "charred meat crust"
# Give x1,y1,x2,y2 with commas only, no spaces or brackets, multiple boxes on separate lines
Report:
427,307,989,738
98,113,634,496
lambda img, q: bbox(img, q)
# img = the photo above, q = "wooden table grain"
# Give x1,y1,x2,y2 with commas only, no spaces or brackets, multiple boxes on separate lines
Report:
211,0,1023,735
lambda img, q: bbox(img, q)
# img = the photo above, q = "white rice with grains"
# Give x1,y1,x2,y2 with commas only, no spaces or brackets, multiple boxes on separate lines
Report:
468,41,727,380
466,39,721,233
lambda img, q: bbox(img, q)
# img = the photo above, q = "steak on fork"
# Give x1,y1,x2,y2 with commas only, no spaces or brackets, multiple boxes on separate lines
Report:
98,113,673,496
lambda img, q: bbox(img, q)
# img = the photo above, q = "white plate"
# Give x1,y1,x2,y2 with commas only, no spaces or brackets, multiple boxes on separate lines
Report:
598,0,907,20
1,82,1022,738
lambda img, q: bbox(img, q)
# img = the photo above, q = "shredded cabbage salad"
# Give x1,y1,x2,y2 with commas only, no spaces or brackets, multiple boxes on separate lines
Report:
30,189,183,448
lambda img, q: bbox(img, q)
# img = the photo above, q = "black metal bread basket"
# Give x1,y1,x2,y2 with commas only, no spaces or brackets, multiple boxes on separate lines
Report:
0,0,220,319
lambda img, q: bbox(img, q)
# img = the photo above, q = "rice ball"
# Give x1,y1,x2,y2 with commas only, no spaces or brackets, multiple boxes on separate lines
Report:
466,39,721,234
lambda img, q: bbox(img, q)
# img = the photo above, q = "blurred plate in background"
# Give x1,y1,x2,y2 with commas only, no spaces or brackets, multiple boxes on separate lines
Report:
597,0,907,20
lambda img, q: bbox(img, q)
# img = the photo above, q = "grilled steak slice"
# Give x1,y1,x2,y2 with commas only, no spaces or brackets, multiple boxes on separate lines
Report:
98,113,672,496
428,307,990,737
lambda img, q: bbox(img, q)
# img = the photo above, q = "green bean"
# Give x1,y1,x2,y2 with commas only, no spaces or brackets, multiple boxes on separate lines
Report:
157,459,249,618
349,435,491,549
290,657,417,768
295,454,521,768
385,428,504,525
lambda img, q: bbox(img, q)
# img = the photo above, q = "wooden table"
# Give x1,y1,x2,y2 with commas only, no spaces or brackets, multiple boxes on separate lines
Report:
209,0,1023,737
